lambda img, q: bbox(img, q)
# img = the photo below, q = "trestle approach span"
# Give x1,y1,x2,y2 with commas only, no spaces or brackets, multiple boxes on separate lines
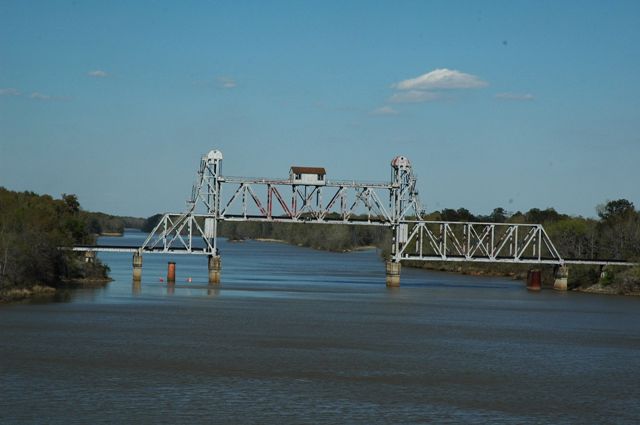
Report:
73,150,635,287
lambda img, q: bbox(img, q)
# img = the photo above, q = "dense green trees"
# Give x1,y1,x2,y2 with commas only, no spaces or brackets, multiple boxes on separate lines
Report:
80,211,145,235
141,213,164,233
0,187,109,293
217,218,387,252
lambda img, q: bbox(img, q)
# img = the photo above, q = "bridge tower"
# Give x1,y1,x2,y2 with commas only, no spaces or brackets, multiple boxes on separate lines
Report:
191,149,223,283
387,156,422,287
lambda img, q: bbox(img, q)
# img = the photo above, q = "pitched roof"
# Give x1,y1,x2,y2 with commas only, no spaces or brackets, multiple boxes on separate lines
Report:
290,166,326,175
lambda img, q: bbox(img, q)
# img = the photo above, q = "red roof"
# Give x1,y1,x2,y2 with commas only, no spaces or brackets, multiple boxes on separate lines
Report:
290,166,326,175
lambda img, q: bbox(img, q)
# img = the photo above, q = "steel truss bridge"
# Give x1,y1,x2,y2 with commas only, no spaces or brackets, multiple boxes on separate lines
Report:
73,150,633,285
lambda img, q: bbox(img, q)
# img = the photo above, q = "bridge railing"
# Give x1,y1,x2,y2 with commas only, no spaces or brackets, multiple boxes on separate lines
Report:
141,213,214,254
217,180,395,224
395,220,565,264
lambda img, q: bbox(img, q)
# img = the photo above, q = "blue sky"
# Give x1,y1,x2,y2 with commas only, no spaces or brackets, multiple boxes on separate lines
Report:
1,1,639,217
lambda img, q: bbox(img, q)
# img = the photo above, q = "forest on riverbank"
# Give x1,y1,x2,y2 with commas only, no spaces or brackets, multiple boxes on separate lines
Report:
0,188,110,301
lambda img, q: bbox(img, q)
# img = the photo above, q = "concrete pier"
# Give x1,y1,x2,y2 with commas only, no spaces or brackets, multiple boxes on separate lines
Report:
132,252,143,282
553,265,569,291
385,261,401,287
208,255,221,284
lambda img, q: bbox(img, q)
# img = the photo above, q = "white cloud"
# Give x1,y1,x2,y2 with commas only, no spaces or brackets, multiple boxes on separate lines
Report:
218,77,236,88
30,92,51,100
371,106,399,115
495,92,534,101
389,90,441,104
29,92,70,101
0,88,21,96
392,68,487,91
88,70,109,78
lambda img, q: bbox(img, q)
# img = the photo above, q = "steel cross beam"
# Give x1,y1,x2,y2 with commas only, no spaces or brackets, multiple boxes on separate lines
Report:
218,178,396,225
394,221,566,265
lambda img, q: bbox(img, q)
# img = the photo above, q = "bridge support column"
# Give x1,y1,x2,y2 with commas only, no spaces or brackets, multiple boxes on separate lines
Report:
386,261,401,287
84,251,95,263
167,261,176,283
208,255,221,284
553,265,569,291
132,252,143,282
526,269,542,291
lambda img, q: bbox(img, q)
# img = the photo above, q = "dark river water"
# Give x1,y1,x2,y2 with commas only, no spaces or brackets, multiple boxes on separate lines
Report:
1,230,639,424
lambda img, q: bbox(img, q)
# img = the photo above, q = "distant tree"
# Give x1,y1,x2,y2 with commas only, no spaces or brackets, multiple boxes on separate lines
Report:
525,207,564,224
61,193,80,214
508,211,526,223
440,208,459,221
489,207,508,223
455,208,475,222
141,214,164,233
87,216,102,235
597,199,635,221
438,208,476,222
596,199,640,260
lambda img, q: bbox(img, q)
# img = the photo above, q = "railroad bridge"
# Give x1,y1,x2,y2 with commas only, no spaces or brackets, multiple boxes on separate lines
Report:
74,150,633,289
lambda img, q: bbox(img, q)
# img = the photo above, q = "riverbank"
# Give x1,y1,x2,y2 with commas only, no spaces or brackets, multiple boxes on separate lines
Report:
0,278,111,304
0,285,57,303
402,260,640,296
572,283,640,297
100,231,123,237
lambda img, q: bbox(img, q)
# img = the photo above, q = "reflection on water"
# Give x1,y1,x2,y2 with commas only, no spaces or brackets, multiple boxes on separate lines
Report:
1,230,639,424
207,284,220,298
131,280,141,296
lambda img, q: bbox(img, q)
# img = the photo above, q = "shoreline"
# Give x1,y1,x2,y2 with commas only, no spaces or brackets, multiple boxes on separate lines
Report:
408,262,640,296
575,282,640,296
0,278,112,304
254,238,287,243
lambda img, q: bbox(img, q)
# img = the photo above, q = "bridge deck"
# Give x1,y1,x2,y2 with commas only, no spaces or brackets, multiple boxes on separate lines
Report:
401,255,633,266
71,245,635,266
71,246,209,255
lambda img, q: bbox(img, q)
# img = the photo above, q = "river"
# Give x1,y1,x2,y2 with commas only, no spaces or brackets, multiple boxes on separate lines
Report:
1,230,639,424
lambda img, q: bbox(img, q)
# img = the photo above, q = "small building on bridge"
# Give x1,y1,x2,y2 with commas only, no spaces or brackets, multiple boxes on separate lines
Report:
290,166,326,185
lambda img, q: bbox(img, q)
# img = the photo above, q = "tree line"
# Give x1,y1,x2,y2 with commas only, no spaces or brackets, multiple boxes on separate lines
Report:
83,212,145,235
